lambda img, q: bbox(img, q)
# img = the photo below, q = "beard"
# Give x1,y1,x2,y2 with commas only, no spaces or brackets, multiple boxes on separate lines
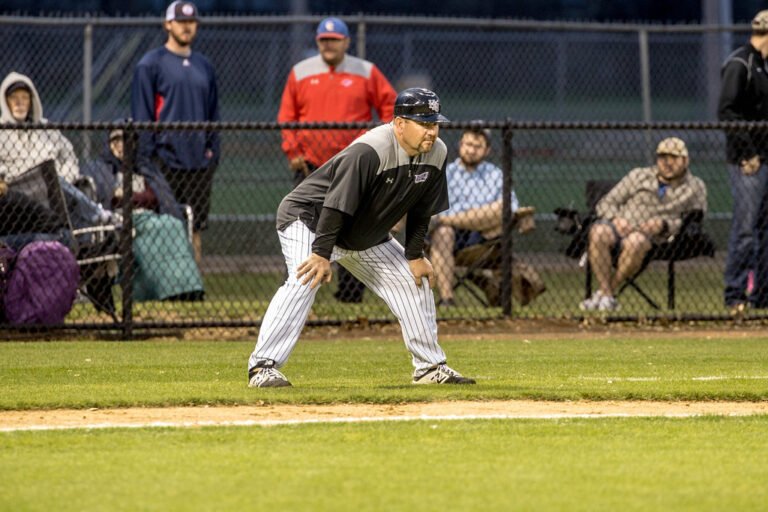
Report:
170,30,194,48
460,155,483,168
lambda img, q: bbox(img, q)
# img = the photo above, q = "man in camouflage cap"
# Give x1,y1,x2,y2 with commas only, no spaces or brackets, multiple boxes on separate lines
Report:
580,137,707,312
718,9,768,312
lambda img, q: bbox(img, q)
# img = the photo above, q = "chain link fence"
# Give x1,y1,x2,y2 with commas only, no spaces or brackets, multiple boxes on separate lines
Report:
0,16,762,334
0,120,764,334
0,15,751,124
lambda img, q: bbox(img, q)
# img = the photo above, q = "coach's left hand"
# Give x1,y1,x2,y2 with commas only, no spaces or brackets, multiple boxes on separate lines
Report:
409,258,435,288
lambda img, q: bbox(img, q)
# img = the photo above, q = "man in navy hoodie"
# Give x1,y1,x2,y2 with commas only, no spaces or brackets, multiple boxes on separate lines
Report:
131,1,220,264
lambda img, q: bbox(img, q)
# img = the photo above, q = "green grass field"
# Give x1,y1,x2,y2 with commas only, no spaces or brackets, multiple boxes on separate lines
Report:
2,337,768,409
2,417,767,512
2,335,767,511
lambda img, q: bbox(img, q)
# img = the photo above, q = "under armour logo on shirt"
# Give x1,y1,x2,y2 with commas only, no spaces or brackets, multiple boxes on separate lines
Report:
386,177,394,184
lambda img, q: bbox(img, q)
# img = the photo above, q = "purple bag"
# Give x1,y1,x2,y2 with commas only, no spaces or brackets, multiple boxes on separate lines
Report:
5,241,80,325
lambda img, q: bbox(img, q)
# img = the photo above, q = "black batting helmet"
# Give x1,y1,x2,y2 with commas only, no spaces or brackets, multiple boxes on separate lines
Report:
394,88,449,123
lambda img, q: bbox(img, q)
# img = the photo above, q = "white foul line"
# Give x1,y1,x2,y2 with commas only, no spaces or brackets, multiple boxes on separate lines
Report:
0,411,761,433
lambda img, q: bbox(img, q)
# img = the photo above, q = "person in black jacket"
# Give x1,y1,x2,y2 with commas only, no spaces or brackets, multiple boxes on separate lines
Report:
718,9,768,312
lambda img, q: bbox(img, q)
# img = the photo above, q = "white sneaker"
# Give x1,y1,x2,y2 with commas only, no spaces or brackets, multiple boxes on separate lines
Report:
413,364,476,385
248,366,292,388
596,294,619,311
580,290,619,311
580,290,604,311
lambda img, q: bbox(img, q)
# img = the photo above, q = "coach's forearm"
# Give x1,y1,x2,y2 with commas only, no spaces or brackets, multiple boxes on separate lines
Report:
312,207,346,259
404,214,430,260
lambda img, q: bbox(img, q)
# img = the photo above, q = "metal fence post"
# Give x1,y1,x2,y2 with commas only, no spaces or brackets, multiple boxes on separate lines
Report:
120,121,136,339
83,22,92,123
356,14,366,60
83,22,93,156
639,29,652,124
638,29,654,159
500,122,514,317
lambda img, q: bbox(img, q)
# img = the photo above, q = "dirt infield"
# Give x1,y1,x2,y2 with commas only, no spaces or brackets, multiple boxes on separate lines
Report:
2,400,768,431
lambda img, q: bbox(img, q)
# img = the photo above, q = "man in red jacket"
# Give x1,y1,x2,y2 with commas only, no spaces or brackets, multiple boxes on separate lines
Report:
278,16,397,303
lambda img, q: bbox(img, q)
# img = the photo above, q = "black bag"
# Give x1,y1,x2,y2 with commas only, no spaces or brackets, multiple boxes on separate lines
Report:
0,243,17,322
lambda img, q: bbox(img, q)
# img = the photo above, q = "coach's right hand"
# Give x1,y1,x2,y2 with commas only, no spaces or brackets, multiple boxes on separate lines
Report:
297,253,333,289
409,258,435,289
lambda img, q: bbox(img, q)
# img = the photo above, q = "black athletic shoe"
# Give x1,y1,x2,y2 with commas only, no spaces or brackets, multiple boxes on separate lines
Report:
248,366,292,388
412,364,476,385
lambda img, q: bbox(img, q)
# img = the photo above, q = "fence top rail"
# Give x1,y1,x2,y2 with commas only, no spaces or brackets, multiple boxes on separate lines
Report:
0,14,753,33
2,121,767,131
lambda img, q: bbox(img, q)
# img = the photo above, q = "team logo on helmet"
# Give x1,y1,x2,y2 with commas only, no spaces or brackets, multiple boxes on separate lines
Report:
182,4,195,15
428,99,440,113
324,20,336,31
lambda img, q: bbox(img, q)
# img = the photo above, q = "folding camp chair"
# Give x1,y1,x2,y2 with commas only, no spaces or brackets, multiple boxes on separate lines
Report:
555,179,715,310
6,160,121,319
450,207,544,307
452,237,502,307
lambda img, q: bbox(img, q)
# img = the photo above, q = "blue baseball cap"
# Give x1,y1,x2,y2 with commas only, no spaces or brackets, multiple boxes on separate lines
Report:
316,17,349,40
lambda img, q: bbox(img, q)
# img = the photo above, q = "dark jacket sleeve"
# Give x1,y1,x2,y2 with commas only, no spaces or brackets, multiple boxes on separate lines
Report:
718,55,757,163
405,160,449,260
312,207,347,259
404,213,430,260
130,61,158,165
138,162,184,220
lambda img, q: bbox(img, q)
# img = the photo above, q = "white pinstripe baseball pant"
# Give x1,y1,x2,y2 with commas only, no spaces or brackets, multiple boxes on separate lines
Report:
248,220,447,374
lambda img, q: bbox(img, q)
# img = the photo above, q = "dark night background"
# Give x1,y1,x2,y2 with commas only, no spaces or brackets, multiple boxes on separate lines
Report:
0,0,764,23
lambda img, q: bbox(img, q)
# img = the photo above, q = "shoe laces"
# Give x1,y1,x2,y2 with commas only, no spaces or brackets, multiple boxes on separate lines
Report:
435,364,461,377
253,367,284,382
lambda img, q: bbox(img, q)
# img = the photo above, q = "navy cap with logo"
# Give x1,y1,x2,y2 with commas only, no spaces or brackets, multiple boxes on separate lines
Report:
166,1,198,21
316,17,349,39
394,88,449,123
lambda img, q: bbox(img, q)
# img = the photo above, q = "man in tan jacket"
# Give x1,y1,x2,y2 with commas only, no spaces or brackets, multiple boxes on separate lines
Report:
581,137,707,311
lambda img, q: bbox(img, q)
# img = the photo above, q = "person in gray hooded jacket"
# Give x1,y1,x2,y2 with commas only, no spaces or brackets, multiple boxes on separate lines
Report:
0,71,115,231
0,72,79,183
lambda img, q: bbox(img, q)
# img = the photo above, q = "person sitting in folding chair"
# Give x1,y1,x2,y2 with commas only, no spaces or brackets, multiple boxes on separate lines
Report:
429,127,535,307
581,137,707,311
0,72,118,232
81,126,204,302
